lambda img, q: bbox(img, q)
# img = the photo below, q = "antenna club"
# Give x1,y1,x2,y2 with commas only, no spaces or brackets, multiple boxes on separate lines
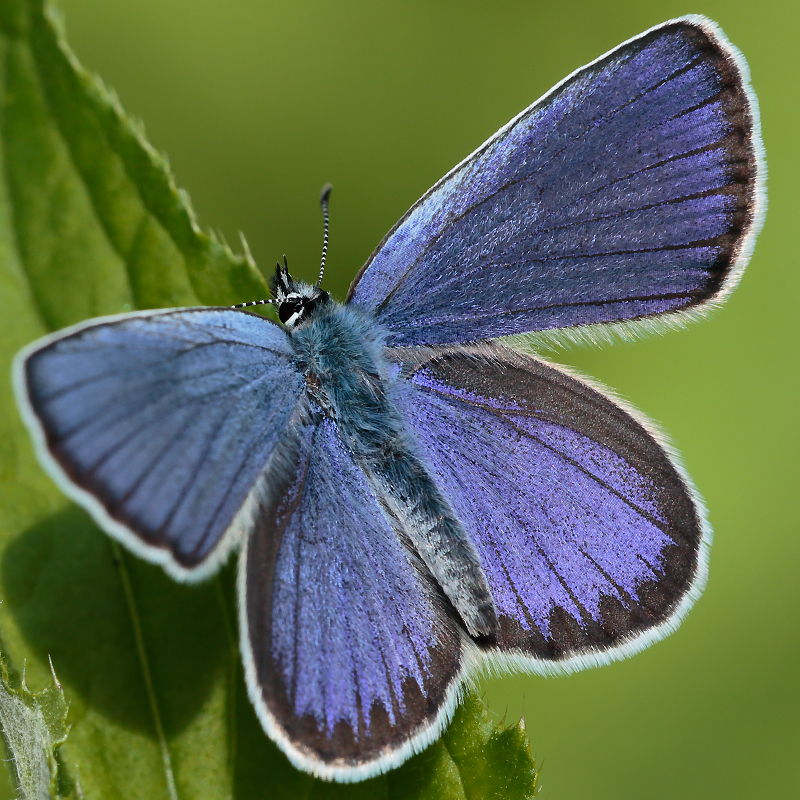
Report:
317,184,332,288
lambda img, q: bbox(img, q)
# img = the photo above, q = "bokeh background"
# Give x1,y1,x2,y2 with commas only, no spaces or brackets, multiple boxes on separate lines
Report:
5,0,798,797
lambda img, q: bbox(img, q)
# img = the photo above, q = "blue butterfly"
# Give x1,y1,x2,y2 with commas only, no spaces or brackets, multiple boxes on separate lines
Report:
13,15,764,782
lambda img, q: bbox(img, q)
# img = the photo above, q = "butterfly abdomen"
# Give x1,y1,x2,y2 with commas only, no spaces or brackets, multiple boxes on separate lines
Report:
290,301,498,637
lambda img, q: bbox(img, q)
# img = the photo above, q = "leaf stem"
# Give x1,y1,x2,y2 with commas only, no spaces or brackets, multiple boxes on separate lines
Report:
214,575,237,773
112,542,178,800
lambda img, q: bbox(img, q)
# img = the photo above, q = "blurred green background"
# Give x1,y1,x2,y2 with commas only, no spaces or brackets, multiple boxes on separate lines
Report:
5,0,799,797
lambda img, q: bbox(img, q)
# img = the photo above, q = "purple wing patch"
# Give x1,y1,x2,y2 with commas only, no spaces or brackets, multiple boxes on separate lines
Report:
348,19,762,347
241,412,463,777
18,308,304,577
394,345,705,663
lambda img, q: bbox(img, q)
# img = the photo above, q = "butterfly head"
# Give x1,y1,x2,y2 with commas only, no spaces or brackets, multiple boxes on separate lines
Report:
232,185,334,327
269,257,330,329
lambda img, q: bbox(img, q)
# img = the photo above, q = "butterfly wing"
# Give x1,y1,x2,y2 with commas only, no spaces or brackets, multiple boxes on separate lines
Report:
394,345,706,668
240,410,464,780
14,308,305,580
348,16,764,347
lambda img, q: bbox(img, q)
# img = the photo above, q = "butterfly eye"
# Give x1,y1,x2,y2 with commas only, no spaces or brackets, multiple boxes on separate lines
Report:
278,299,301,323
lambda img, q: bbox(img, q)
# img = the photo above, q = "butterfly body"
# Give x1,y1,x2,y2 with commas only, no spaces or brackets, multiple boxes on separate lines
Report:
14,16,765,782
281,273,498,637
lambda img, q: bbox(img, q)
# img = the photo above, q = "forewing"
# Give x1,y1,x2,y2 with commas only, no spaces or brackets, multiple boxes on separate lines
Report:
394,346,707,669
348,17,764,347
241,412,463,780
15,308,304,579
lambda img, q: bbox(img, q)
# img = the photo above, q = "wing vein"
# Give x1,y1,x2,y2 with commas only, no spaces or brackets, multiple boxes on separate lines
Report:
41,337,288,402
419,389,671,532
400,176,732,307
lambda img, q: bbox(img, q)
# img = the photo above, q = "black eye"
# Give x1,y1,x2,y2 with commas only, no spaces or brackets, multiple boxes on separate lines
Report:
278,300,301,323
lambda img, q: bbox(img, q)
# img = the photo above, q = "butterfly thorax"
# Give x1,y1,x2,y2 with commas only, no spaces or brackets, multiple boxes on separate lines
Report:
288,298,395,454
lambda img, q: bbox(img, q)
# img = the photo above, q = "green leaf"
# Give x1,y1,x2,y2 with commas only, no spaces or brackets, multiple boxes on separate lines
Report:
387,692,540,800
0,2,539,798
0,652,78,799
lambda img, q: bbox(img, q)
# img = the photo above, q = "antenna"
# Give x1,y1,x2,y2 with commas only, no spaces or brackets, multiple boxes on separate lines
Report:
232,187,332,310
232,257,289,309
231,297,275,309
317,184,332,287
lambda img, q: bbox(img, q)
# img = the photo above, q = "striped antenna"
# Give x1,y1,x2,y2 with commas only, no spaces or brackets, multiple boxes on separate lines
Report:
317,184,332,287
231,298,275,309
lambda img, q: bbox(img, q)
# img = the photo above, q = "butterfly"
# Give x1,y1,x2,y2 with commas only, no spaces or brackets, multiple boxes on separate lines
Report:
13,14,764,783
